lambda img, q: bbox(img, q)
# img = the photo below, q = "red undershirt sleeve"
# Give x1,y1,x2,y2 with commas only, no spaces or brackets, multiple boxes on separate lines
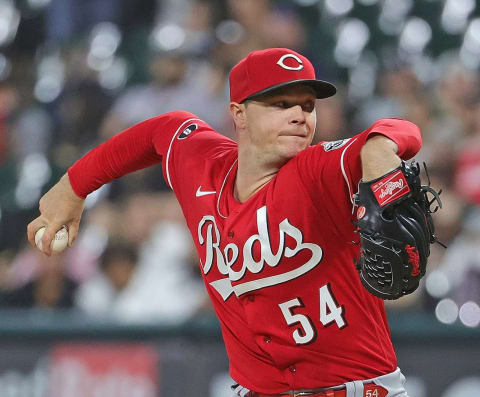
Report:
366,117,422,159
340,117,423,207
343,118,422,189
67,111,197,198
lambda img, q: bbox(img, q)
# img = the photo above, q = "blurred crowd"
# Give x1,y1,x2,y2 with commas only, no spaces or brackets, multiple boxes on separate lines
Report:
0,0,479,326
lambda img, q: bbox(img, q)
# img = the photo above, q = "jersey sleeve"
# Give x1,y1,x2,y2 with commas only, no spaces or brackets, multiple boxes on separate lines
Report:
296,118,421,215
67,111,207,198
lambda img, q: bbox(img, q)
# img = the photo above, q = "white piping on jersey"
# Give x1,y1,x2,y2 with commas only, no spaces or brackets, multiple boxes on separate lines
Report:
217,158,238,219
165,118,202,189
340,137,357,214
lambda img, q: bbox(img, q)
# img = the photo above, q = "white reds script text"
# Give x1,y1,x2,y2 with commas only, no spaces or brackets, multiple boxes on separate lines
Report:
197,206,323,300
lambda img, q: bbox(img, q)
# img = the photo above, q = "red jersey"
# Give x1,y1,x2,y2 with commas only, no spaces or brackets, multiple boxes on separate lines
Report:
68,111,421,393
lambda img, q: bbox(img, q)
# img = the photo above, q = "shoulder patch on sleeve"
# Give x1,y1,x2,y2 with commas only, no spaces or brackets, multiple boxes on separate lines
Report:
321,138,351,152
165,118,202,189
177,123,198,140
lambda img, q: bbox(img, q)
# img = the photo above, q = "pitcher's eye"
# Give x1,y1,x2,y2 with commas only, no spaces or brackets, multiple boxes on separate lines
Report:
273,101,289,109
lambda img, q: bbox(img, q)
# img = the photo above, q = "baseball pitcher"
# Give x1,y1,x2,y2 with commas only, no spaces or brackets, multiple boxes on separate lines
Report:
27,48,442,397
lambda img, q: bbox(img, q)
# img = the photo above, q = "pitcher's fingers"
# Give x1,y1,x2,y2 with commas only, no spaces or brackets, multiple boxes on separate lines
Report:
27,218,45,247
41,223,63,256
67,222,79,247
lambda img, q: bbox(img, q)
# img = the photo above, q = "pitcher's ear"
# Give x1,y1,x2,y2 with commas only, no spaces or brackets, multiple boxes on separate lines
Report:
229,102,247,130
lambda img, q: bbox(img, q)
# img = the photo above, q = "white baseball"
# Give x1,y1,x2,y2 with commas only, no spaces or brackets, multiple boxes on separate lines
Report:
35,226,69,253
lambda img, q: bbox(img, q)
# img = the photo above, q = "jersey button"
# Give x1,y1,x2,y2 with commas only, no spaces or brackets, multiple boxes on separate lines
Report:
264,336,271,343
247,295,255,302
228,231,234,238
289,365,296,373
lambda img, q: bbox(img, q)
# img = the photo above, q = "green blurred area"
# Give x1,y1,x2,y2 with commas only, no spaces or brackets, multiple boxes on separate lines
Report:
0,309,478,342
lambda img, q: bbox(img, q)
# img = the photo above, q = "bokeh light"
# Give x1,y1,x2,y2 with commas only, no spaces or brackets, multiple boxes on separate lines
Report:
98,57,128,91
325,0,354,17
216,20,245,45
15,154,51,209
399,17,432,55
459,301,480,328
460,18,480,69
435,299,459,325
0,0,20,46
425,270,450,299
334,18,370,67
34,54,65,103
378,0,413,36
441,0,475,34
150,24,186,52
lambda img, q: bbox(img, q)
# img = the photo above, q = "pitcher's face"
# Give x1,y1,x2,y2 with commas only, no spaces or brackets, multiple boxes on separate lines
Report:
241,84,317,165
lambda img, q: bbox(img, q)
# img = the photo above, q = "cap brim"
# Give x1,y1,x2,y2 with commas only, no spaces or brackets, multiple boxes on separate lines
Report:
245,79,337,102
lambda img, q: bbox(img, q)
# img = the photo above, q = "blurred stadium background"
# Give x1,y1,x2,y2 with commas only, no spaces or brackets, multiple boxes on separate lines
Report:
0,0,480,396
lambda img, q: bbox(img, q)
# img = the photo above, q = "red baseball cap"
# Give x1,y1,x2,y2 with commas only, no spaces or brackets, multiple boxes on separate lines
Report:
229,48,336,103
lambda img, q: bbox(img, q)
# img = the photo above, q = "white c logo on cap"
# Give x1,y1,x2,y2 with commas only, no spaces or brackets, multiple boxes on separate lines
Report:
277,54,304,71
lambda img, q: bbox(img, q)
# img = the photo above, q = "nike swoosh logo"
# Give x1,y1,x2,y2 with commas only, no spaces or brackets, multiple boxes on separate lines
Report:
196,186,216,197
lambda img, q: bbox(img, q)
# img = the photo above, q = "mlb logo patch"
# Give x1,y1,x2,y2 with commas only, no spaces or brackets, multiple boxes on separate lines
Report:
178,123,198,140
321,138,350,152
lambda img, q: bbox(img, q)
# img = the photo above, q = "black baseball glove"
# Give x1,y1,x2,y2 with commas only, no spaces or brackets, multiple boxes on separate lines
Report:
353,161,443,300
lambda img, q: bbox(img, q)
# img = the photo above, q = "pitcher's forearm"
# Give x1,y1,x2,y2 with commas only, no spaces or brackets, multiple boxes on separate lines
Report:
360,135,401,181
